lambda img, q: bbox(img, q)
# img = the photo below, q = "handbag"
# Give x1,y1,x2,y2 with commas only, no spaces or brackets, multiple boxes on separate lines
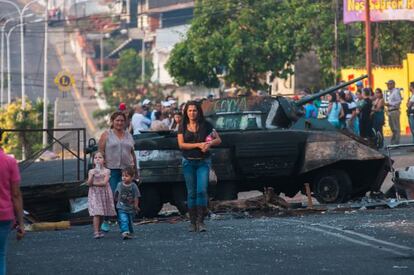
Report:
209,168,218,185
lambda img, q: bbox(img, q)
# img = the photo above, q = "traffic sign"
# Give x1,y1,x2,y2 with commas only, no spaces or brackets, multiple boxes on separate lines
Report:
54,71,75,92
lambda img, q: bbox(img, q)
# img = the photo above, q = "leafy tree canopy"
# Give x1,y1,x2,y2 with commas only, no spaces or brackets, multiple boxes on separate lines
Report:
167,0,321,90
167,0,414,88
102,49,154,107
0,99,53,159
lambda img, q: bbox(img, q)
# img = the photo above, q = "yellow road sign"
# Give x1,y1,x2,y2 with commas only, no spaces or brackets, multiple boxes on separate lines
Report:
54,71,75,91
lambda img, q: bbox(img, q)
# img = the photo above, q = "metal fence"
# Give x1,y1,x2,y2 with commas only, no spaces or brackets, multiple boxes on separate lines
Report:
1,128,88,186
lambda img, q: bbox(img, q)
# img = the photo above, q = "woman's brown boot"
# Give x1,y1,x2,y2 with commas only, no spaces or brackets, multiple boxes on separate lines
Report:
196,206,207,232
188,208,197,232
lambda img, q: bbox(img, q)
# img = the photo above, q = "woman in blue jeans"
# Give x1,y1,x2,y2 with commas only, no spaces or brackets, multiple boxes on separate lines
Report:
178,101,221,232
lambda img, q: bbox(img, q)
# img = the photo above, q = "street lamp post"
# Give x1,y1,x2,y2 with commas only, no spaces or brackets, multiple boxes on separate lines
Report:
0,0,25,108
6,23,21,105
1,15,19,107
0,0,44,109
4,15,34,105
42,0,49,146
141,30,145,83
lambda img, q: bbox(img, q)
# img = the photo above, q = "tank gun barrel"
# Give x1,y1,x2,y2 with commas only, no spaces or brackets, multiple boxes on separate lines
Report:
295,75,368,107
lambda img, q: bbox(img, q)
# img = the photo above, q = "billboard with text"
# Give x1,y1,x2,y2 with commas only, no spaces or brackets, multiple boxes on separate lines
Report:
344,0,414,23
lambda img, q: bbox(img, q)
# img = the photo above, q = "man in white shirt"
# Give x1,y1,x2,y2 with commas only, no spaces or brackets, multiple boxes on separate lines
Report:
385,80,402,145
131,104,151,136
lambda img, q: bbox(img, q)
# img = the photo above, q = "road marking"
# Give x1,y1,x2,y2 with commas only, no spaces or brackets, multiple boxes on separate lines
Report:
302,225,410,257
277,219,413,257
54,45,96,134
316,223,414,252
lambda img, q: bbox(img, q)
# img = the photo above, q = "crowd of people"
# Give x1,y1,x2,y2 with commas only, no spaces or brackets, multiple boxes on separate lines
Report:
303,80,414,146
116,97,185,137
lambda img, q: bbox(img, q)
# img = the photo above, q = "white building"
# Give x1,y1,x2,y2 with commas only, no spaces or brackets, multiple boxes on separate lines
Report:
151,24,189,84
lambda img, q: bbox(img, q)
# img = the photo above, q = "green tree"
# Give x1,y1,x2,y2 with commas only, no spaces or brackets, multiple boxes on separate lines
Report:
0,99,53,159
166,0,414,88
101,49,153,107
314,1,414,83
94,49,154,126
166,0,322,90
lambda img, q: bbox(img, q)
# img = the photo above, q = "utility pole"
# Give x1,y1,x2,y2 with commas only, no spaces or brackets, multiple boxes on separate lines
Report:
333,0,339,82
364,0,372,87
20,9,25,109
43,0,49,146
141,30,145,82
63,0,66,54
0,28,4,108
6,27,11,104
100,31,104,73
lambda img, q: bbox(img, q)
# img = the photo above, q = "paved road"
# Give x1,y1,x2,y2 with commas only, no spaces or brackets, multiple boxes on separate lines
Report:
6,207,414,274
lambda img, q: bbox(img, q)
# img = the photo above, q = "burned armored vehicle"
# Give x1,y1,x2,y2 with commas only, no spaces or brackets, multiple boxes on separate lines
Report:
135,75,390,217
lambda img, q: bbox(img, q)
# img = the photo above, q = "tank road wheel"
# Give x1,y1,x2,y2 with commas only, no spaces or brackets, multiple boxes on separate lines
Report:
312,169,352,204
140,184,162,218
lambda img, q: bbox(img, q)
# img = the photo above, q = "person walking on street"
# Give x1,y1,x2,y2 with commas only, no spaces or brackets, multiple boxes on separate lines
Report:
0,132,25,275
114,166,140,240
87,152,116,239
407,82,414,143
98,111,137,232
178,101,222,232
385,80,403,145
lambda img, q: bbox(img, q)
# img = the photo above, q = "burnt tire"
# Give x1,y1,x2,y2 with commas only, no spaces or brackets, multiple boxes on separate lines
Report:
172,183,188,215
139,184,162,218
312,169,352,204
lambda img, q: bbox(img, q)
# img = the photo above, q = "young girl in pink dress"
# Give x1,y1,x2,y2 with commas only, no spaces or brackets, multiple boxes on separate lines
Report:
87,152,116,239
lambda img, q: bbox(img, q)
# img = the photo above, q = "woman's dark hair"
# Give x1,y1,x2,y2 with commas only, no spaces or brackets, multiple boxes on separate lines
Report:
329,93,338,103
338,91,346,100
182,101,205,128
410,81,414,89
375,88,383,94
110,111,127,128
173,109,182,116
